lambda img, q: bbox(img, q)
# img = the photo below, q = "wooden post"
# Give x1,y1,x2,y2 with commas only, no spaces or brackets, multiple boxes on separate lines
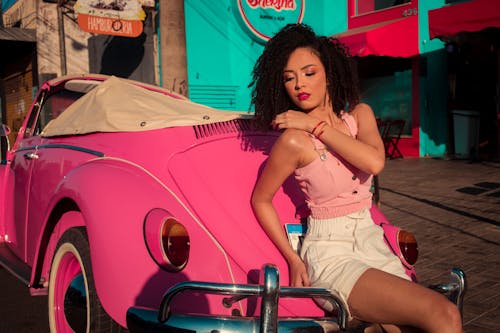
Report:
159,0,188,97
57,0,67,75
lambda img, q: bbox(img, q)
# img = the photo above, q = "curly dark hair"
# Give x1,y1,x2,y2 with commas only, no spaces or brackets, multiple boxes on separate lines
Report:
249,24,360,130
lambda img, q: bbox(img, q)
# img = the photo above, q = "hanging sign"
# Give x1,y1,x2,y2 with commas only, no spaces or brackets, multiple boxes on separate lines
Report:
75,0,146,37
235,0,305,43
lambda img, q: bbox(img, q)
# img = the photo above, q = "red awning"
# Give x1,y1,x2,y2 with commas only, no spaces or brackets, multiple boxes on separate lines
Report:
334,16,419,58
428,0,500,40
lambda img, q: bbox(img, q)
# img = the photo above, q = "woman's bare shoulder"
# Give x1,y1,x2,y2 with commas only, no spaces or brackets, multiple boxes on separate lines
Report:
274,128,311,153
351,103,375,117
351,103,376,125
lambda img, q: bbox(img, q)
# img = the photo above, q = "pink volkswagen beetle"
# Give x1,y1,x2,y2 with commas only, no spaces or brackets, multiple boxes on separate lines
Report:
0,75,465,332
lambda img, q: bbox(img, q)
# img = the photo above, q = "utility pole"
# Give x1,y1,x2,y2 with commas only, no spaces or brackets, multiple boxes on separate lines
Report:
57,0,67,75
159,0,188,97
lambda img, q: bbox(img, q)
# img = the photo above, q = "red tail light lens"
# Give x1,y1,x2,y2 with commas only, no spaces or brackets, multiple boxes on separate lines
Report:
144,209,190,272
161,219,190,269
398,229,419,266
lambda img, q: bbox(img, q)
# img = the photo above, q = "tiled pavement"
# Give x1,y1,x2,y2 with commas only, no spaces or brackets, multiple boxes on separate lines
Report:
377,158,500,333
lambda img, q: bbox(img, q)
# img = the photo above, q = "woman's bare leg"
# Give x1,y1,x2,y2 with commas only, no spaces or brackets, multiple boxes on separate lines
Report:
348,268,462,333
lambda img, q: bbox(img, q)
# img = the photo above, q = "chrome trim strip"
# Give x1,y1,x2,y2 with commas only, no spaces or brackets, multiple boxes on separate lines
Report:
16,144,104,157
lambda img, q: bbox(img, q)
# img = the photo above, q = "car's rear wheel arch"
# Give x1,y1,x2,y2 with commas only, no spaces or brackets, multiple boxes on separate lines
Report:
34,198,82,289
48,227,125,332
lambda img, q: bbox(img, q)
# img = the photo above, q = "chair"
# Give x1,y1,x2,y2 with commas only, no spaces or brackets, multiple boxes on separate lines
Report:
379,119,405,159
385,120,405,159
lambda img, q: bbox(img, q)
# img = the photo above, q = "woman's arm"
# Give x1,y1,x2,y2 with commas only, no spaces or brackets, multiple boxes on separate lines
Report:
251,130,311,287
273,104,385,175
323,103,385,174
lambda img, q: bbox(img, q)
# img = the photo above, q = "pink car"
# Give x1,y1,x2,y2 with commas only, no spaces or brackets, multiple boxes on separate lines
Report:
0,75,464,332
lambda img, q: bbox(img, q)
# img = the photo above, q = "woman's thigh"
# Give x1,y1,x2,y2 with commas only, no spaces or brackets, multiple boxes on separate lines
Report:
347,268,462,333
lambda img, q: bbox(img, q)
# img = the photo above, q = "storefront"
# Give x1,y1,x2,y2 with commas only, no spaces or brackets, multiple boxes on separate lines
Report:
183,0,454,158
428,0,500,159
335,1,422,158
3,0,496,159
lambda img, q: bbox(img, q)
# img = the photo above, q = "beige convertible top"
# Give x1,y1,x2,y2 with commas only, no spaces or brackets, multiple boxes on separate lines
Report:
41,76,252,137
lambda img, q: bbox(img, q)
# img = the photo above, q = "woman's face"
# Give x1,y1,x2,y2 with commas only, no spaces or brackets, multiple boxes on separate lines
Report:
283,47,328,112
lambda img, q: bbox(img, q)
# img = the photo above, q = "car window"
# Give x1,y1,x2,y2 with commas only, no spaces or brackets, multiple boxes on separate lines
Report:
30,89,85,137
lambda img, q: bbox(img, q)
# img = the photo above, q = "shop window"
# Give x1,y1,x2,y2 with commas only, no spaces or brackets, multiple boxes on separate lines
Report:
358,57,413,136
355,0,411,16
349,0,418,28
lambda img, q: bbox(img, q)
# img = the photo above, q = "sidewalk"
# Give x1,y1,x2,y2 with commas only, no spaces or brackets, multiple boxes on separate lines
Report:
377,158,500,333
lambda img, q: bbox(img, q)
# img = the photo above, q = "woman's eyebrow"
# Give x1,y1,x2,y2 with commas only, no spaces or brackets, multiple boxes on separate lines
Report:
283,64,317,72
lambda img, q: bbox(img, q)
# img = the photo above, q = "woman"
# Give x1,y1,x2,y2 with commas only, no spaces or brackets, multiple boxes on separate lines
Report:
250,24,462,333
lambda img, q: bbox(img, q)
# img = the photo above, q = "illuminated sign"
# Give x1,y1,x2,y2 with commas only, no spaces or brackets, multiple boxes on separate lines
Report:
236,0,305,42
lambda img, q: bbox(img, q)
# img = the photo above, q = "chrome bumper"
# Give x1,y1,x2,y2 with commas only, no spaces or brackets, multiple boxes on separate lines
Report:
127,264,348,333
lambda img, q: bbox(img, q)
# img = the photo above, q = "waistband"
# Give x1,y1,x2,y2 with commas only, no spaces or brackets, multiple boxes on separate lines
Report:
306,208,371,237
308,198,372,219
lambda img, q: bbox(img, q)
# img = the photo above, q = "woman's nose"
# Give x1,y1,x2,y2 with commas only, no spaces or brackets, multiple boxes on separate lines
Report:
294,78,302,90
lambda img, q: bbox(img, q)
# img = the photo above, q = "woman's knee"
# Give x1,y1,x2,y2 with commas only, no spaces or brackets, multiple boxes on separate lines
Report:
426,296,462,332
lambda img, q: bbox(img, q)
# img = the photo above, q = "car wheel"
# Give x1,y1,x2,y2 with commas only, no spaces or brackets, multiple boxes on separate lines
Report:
48,227,126,333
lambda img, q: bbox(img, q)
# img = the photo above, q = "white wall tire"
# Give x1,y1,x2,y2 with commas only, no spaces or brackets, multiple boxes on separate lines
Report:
48,228,125,333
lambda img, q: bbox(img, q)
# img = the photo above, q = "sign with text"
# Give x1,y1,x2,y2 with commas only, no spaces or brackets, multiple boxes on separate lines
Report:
75,0,146,37
235,0,305,43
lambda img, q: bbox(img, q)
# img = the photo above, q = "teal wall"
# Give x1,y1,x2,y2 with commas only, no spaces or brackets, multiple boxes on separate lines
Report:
184,0,347,111
183,0,452,157
418,0,448,157
418,50,449,157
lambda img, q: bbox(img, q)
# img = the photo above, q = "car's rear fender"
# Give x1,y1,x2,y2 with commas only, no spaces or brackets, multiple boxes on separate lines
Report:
0,164,14,237
33,157,237,327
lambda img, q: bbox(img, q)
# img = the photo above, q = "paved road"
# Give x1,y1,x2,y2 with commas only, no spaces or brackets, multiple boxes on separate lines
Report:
378,158,500,333
0,158,498,332
0,267,49,333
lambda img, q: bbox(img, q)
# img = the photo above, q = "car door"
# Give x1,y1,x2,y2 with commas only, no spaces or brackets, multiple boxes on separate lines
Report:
8,86,85,263
6,89,45,261
24,87,93,265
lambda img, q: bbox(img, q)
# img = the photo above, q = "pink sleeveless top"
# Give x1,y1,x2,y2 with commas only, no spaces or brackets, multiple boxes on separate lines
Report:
294,112,373,219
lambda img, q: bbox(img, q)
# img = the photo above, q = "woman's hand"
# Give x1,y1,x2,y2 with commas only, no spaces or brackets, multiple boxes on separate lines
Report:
289,255,311,287
272,110,319,133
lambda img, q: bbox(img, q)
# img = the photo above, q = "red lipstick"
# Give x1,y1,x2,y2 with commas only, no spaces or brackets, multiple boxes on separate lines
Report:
298,93,310,101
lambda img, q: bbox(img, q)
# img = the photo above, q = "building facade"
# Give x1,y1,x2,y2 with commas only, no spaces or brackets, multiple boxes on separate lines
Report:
1,0,499,158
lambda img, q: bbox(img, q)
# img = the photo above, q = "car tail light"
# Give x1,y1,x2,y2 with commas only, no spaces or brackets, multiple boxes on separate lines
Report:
161,219,190,269
398,229,418,267
144,209,190,272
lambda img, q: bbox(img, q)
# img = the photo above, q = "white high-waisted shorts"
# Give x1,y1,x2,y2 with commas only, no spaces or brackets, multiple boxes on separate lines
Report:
299,208,410,315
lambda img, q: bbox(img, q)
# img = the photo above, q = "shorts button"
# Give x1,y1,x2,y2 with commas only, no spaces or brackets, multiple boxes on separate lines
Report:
352,190,358,194
352,175,357,180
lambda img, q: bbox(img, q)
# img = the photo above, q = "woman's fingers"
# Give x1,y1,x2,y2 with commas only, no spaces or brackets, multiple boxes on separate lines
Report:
274,111,316,131
290,259,310,287
301,270,311,286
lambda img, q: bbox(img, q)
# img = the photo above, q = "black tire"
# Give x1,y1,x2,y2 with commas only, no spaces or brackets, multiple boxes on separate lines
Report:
48,227,127,333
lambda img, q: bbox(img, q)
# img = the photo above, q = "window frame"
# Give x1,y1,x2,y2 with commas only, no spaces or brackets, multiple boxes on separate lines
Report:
348,0,419,29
